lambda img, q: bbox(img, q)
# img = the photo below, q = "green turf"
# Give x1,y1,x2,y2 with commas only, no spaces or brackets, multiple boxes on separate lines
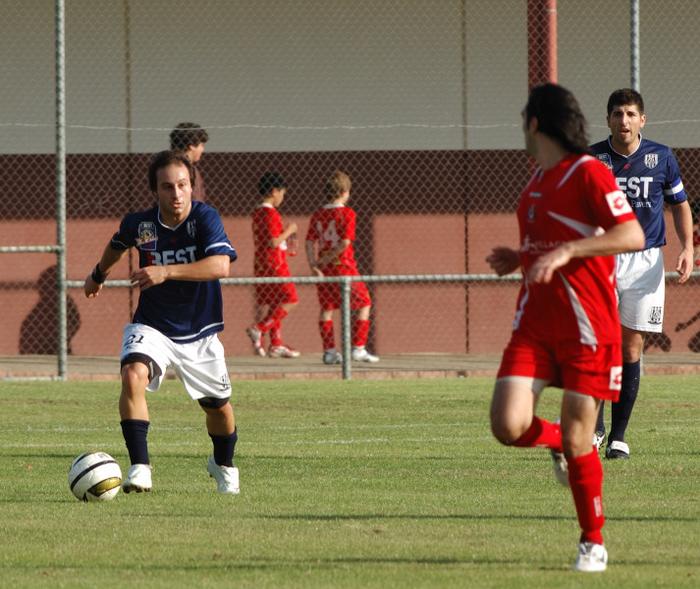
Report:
0,376,698,588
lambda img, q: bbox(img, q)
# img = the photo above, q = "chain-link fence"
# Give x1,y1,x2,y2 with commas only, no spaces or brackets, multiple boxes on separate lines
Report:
3,0,700,377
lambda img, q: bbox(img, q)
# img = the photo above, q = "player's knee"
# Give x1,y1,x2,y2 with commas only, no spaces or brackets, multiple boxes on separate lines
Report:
489,412,526,445
198,396,230,411
120,362,149,392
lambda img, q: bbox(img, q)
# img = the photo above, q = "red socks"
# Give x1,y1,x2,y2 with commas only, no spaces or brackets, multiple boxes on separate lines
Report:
568,449,605,545
257,307,288,333
512,417,563,452
353,319,370,347
319,320,335,350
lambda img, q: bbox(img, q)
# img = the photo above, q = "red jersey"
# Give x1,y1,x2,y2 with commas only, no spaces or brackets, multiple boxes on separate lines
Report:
514,154,636,345
306,204,360,275
252,204,291,277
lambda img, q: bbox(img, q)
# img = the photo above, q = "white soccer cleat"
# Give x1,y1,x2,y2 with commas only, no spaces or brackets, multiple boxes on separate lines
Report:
121,464,152,493
351,346,379,363
322,349,343,365
605,440,630,460
207,456,240,495
550,449,569,487
268,344,301,359
573,542,608,572
246,326,266,357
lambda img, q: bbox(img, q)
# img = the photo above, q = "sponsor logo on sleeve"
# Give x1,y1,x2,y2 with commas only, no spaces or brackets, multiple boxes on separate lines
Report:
605,190,633,216
596,153,613,170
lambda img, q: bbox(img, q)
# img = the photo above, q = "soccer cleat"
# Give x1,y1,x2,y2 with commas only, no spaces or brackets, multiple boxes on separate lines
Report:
593,431,606,451
351,346,379,363
122,464,152,493
268,344,301,359
573,542,608,572
246,326,266,357
207,456,240,495
322,349,343,365
605,440,630,460
550,449,569,487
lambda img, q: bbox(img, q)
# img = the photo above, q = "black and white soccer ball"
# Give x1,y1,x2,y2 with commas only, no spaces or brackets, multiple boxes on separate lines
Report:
68,452,122,502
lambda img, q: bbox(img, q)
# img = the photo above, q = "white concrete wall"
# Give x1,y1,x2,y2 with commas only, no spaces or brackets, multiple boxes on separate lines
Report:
2,0,699,154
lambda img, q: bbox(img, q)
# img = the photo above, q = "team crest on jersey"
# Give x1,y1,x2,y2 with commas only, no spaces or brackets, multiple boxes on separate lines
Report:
596,153,613,170
136,222,157,251
644,153,659,169
648,306,663,325
187,219,197,239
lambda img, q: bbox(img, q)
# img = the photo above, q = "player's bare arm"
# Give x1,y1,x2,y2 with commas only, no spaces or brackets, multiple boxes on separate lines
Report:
317,239,351,267
671,200,694,283
528,219,644,284
486,247,520,276
305,240,324,276
131,255,230,290
84,245,128,298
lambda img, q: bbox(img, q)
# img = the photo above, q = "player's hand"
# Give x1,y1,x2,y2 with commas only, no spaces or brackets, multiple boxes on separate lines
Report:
287,222,298,234
130,266,168,290
676,247,694,284
83,275,103,298
486,247,520,276
310,265,324,277
527,244,573,284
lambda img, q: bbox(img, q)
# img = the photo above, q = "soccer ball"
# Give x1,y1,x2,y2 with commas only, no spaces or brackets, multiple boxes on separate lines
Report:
68,452,122,502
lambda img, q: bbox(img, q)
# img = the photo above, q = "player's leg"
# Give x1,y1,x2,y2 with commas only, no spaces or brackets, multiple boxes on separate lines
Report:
268,284,300,358
118,324,169,493
317,284,341,364
561,390,607,572
611,248,665,459
177,334,239,494
489,376,554,445
350,283,378,362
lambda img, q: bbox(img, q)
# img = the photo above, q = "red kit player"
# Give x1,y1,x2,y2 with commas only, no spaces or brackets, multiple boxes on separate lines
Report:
305,170,379,364
246,172,300,358
487,84,643,572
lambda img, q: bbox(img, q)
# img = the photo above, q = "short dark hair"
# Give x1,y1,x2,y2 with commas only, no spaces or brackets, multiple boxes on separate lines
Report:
607,88,645,116
147,150,195,193
258,171,286,196
525,83,590,155
169,122,209,151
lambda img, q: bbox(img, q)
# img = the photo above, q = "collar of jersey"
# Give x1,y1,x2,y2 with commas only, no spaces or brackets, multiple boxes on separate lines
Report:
323,203,345,209
606,133,643,159
259,203,275,209
157,206,191,231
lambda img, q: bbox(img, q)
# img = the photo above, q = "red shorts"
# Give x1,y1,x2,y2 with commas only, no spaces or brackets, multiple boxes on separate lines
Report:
316,281,371,311
255,282,299,307
497,334,622,401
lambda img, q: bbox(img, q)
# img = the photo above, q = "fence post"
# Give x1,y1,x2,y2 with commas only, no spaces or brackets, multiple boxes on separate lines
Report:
341,277,352,380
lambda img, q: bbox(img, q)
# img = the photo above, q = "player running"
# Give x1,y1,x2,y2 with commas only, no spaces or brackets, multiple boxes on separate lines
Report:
84,150,240,495
591,88,694,459
305,170,379,364
487,83,644,572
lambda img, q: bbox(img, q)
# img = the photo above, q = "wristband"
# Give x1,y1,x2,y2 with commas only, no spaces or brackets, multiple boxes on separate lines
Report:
91,263,106,284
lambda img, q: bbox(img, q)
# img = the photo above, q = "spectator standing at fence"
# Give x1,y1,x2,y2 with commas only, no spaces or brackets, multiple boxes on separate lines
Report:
83,150,240,495
305,170,379,365
590,89,693,459
487,83,644,572
170,122,209,201
246,172,300,358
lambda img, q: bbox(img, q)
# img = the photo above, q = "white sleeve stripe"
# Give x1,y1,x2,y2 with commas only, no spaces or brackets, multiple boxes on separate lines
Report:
204,242,235,253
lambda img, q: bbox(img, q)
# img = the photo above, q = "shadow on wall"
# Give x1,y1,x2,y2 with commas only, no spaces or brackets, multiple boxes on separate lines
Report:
19,265,82,355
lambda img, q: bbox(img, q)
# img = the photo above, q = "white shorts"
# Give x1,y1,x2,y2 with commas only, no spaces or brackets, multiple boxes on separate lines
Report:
120,323,232,400
616,247,665,333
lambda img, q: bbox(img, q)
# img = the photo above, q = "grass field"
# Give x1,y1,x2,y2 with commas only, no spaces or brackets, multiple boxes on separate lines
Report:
0,376,698,588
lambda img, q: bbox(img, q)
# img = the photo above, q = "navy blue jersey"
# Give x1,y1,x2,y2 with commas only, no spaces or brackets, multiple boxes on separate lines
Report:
591,136,687,249
110,201,237,343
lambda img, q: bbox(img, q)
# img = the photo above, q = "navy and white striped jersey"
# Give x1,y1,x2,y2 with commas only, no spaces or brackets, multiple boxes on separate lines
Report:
110,201,237,343
590,136,687,249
